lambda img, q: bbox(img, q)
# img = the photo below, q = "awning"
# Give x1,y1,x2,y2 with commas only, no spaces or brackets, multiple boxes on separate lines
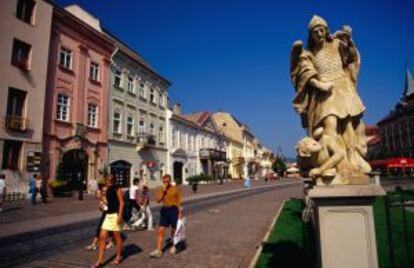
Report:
370,158,414,169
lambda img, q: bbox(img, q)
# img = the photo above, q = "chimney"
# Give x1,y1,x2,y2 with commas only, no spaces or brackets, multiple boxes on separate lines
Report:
173,103,181,115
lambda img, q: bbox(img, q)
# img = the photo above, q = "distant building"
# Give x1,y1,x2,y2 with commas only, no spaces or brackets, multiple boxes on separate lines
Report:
210,112,261,179
377,67,414,158
42,5,114,191
167,107,229,184
0,0,53,192
365,125,381,159
105,31,170,188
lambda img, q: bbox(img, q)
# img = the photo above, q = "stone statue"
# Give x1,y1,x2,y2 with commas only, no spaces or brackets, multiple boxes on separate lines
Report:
291,15,371,185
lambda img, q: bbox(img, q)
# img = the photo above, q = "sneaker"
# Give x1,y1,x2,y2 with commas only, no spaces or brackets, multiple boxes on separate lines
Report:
85,244,97,251
147,227,154,231
105,242,114,250
149,249,162,258
169,246,177,255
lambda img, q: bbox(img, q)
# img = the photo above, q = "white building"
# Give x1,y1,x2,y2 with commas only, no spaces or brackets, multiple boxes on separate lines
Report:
166,105,229,185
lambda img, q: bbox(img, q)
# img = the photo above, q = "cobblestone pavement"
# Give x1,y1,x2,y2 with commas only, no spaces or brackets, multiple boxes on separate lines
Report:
2,182,303,268
0,179,289,225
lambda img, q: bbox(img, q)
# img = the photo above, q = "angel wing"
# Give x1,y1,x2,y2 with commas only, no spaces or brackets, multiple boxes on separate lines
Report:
290,40,303,73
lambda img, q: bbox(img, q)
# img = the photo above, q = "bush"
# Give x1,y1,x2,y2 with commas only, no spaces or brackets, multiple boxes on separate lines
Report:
186,174,213,185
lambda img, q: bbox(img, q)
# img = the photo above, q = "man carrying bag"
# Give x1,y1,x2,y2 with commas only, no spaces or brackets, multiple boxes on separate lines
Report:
150,174,183,258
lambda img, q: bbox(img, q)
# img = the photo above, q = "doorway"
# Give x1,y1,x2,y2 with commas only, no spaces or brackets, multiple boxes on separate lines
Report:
173,161,184,185
61,149,88,191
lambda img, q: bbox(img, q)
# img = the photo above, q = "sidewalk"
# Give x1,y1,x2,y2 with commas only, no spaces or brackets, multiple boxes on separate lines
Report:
0,179,298,239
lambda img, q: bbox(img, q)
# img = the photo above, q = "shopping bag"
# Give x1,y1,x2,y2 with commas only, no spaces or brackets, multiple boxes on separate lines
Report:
173,217,186,245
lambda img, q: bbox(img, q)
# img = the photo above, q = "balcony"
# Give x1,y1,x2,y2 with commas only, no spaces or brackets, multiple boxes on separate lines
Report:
200,148,227,161
5,115,30,132
136,132,156,151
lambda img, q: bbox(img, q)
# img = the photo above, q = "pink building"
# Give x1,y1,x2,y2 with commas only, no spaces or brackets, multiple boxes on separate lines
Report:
42,5,114,192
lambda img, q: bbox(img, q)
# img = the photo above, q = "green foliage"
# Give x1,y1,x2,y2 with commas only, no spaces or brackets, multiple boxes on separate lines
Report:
255,190,414,268
373,190,414,268
186,174,213,185
272,157,287,174
256,199,314,268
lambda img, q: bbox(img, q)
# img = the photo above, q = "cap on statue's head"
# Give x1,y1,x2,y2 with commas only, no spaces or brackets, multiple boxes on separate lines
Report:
308,15,328,31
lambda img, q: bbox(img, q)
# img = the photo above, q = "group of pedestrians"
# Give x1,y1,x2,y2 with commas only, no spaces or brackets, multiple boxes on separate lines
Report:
89,174,183,267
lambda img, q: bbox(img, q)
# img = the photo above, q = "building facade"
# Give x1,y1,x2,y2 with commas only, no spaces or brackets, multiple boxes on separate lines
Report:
377,68,414,158
106,35,170,188
167,107,228,184
42,5,114,191
0,0,53,191
211,112,249,179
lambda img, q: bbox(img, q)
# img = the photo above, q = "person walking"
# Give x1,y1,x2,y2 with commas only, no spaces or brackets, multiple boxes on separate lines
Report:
133,185,153,230
86,182,114,251
92,174,124,267
29,174,36,204
244,175,251,188
150,174,182,258
33,174,47,204
0,174,6,212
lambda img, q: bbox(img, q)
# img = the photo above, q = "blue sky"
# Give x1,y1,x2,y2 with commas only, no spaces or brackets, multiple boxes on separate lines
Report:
56,0,414,157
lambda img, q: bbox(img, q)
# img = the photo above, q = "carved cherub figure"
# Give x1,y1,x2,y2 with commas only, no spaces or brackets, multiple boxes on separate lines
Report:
296,128,349,185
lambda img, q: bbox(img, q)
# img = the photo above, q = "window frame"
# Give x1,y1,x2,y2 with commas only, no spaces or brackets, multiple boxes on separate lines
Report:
56,94,70,122
59,47,73,70
113,111,121,134
126,115,134,137
11,38,32,71
16,0,36,25
89,61,100,82
87,103,98,128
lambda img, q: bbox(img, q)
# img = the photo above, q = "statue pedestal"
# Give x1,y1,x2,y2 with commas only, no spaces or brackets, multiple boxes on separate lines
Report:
307,185,385,268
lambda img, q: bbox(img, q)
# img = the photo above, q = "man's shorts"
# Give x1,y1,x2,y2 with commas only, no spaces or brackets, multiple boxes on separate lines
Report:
159,206,178,228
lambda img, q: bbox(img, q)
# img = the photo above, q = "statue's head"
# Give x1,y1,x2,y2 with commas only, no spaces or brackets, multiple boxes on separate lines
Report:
307,15,330,50
296,137,322,158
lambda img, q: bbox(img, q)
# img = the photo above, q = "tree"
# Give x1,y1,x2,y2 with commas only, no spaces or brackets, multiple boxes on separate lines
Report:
272,157,287,175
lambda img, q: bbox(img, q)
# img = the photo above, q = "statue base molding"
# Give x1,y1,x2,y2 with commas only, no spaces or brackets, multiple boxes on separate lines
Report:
307,184,385,268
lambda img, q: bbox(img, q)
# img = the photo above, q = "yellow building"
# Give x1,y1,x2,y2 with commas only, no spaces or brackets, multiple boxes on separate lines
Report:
211,112,257,179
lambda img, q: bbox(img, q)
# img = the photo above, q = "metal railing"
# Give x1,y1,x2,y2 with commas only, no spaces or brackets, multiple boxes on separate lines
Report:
5,115,30,132
137,132,156,146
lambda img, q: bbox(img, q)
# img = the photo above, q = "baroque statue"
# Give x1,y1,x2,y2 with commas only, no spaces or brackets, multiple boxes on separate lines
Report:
291,15,371,185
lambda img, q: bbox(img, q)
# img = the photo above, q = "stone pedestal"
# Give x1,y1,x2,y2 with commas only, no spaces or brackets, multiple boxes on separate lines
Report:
307,185,385,268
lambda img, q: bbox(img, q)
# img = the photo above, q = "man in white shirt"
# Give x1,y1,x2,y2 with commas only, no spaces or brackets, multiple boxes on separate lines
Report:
0,174,6,212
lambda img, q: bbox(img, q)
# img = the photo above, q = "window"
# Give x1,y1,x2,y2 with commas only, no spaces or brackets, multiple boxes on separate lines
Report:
139,82,146,98
189,135,194,151
11,39,31,70
114,70,121,88
113,112,121,133
138,118,146,133
89,61,100,81
159,92,164,107
2,140,23,170
172,129,177,148
150,122,155,135
127,116,134,136
150,88,155,103
56,94,70,121
59,47,72,70
159,126,164,143
87,104,98,128
7,88,26,116
16,0,36,24
127,76,134,94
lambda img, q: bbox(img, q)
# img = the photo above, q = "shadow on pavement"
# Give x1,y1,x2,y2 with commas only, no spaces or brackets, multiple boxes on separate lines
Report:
261,240,314,268
122,244,142,259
